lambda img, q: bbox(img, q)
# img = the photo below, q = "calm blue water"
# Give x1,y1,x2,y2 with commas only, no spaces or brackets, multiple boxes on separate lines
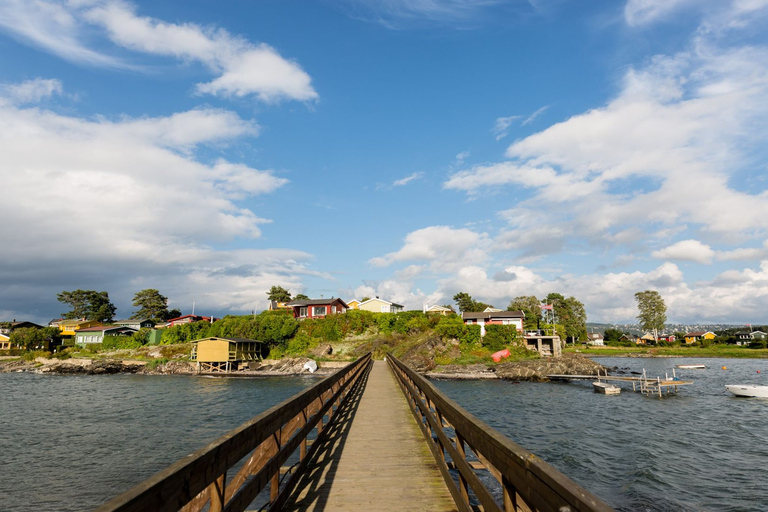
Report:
434,357,768,511
2,358,767,511
0,373,315,511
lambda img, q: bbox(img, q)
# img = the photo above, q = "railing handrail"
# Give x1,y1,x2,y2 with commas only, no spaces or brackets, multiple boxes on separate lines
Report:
96,353,372,512
387,353,613,512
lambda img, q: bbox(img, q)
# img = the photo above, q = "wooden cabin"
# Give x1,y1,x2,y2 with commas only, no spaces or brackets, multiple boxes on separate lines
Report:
190,337,265,373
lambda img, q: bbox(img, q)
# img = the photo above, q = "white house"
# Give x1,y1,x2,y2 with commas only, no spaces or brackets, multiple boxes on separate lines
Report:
358,298,404,313
461,311,525,336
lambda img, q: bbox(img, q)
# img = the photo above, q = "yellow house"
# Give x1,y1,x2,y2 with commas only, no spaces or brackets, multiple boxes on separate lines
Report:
358,297,404,313
191,337,264,372
424,305,453,316
0,333,11,350
58,319,101,337
347,300,361,310
683,331,716,344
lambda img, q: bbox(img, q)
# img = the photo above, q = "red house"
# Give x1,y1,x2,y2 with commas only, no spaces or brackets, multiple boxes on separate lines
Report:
166,315,219,327
285,298,348,319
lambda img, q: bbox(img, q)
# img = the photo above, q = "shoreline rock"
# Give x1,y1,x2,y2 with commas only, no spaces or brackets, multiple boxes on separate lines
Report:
426,354,607,382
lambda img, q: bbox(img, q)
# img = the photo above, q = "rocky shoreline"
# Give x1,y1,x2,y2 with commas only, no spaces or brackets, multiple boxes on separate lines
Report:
424,353,607,381
1,353,606,381
0,357,342,377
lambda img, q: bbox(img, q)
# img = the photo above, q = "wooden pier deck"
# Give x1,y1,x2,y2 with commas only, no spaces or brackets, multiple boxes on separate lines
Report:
283,360,456,511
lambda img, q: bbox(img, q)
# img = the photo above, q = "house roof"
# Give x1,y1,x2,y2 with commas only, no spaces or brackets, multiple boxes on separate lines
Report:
191,337,263,344
425,305,452,312
462,310,525,320
286,298,349,308
76,326,136,333
685,331,713,337
359,298,404,308
11,321,42,328
587,333,604,340
167,315,218,323
59,319,96,326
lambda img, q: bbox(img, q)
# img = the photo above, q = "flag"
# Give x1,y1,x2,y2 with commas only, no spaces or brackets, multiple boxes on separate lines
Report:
540,304,553,310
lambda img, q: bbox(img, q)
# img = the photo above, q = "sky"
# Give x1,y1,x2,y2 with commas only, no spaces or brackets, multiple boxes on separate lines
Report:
2,0,768,325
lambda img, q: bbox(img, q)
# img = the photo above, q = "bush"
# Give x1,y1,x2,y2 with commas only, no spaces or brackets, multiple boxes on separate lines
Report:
483,325,519,351
103,336,143,350
459,325,482,346
285,332,315,355
749,339,768,349
22,350,51,361
146,358,169,370
435,315,464,339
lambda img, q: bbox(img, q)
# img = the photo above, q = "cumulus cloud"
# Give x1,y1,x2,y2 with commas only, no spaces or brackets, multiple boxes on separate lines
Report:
0,80,308,322
652,239,715,264
446,40,768,262
0,0,317,102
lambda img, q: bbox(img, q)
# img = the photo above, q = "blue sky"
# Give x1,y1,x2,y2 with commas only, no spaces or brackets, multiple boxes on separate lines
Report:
2,0,768,324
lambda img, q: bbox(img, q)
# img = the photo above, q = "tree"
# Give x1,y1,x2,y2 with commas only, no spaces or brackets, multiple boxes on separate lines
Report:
57,290,116,322
635,290,667,342
267,286,292,302
545,293,587,342
507,296,542,330
452,292,489,313
166,308,182,320
603,328,624,342
294,293,310,300
131,289,169,321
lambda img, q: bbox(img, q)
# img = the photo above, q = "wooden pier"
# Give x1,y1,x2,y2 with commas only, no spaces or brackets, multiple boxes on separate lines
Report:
548,370,693,397
97,353,613,512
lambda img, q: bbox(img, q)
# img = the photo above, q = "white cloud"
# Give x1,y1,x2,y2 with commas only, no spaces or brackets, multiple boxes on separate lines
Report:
0,78,63,104
337,0,513,27
392,172,423,187
0,81,310,320
521,105,549,126
652,239,715,264
492,115,520,140
624,0,695,26
0,0,127,67
445,41,768,262
369,225,490,272
0,0,317,102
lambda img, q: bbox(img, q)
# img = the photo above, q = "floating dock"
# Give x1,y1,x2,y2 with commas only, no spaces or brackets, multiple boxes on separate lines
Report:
548,369,693,397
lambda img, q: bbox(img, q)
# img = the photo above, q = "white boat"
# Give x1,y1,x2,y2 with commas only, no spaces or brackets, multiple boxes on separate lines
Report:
676,364,706,369
725,385,768,398
593,381,621,395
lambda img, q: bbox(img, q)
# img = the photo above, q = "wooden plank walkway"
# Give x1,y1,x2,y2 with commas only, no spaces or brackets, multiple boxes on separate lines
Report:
282,360,457,511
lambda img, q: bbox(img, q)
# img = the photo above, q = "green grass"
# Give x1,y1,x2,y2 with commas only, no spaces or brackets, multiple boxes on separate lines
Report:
567,345,768,358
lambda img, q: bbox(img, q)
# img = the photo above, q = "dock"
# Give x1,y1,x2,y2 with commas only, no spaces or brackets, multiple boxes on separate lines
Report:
97,353,613,512
282,360,456,511
548,370,693,397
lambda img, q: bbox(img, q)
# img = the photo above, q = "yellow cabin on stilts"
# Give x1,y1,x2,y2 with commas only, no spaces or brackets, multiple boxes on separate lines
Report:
190,337,265,373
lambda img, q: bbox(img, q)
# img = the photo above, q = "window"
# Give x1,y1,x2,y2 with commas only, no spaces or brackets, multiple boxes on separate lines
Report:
381,305,388,313
332,306,336,314
313,306,327,316
299,307,308,318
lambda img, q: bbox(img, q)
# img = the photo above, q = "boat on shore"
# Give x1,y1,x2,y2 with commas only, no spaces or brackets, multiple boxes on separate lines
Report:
676,364,706,369
593,381,621,395
725,385,768,398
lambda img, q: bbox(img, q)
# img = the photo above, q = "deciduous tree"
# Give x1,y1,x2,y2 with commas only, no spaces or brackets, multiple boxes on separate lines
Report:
507,295,542,330
635,290,667,341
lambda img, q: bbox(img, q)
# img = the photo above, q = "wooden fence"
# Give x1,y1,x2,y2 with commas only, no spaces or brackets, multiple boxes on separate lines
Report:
96,353,372,512
387,353,614,512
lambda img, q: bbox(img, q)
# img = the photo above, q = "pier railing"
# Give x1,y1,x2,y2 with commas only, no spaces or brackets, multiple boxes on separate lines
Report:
387,353,614,512
96,353,372,512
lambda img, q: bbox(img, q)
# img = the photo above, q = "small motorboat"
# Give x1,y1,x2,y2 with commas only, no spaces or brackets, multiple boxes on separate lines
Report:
593,381,621,395
725,385,768,398
676,364,706,369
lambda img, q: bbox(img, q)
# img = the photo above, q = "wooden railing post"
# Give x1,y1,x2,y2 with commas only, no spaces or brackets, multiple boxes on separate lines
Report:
209,473,226,512
455,432,469,505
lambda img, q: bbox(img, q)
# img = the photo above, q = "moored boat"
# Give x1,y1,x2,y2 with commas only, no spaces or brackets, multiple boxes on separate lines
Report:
676,364,706,369
593,381,621,395
725,385,768,398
